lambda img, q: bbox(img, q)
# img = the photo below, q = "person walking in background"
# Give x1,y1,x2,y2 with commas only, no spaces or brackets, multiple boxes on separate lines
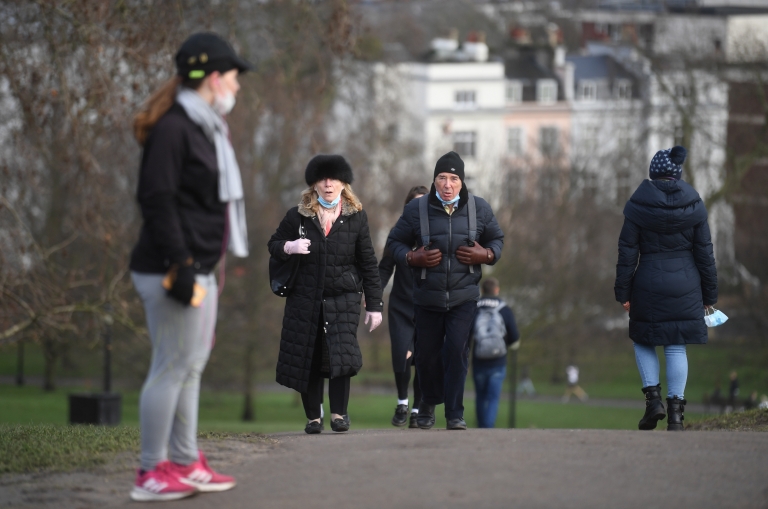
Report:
470,278,519,428
614,146,718,431
561,364,588,403
129,33,250,501
517,366,536,397
386,151,504,430
728,371,740,412
268,155,383,434
379,186,429,428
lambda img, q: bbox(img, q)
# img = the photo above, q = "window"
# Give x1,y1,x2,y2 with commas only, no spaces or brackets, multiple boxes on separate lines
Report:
615,80,632,99
507,127,524,156
537,79,557,104
579,80,597,101
506,81,523,103
540,126,559,158
454,90,476,109
453,131,477,158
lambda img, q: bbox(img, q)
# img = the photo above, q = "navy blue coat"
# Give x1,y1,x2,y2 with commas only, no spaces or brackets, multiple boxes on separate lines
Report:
386,184,504,311
379,235,416,373
614,179,718,346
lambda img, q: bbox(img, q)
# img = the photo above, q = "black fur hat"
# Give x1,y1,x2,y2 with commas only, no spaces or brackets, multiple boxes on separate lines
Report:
304,154,354,187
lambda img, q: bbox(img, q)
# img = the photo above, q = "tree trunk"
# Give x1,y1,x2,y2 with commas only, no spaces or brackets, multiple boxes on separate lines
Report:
42,337,57,392
15,339,24,386
241,342,255,421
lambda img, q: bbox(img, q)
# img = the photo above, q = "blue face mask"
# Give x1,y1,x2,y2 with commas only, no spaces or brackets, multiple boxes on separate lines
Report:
316,190,341,209
435,190,460,207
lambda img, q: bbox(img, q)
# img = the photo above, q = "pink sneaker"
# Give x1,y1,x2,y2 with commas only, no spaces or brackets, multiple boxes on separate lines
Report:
170,451,236,493
130,461,197,502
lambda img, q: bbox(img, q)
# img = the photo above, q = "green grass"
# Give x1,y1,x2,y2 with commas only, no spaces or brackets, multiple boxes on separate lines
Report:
0,384,698,433
0,424,140,473
686,408,768,431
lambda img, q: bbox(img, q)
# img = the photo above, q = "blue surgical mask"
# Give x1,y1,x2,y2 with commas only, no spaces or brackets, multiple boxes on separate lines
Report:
316,190,341,209
435,190,460,207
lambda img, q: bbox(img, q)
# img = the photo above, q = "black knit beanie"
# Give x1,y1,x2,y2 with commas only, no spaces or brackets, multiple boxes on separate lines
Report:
434,151,465,182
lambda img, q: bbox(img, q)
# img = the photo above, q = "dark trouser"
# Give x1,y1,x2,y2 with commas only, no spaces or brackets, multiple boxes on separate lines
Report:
394,363,422,407
301,374,350,420
414,300,477,420
301,316,351,420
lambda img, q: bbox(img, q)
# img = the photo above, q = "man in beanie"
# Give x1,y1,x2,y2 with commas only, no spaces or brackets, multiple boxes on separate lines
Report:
386,151,504,430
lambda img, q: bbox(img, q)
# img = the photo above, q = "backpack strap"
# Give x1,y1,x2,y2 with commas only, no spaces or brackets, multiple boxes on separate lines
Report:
418,194,430,280
467,193,477,274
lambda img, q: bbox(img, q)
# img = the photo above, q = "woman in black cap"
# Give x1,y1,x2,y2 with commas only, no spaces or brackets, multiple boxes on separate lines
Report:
129,32,251,502
378,186,428,428
268,155,384,434
614,146,718,432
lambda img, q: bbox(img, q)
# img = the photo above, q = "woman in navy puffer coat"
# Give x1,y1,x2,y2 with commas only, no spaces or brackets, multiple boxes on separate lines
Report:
614,146,717,431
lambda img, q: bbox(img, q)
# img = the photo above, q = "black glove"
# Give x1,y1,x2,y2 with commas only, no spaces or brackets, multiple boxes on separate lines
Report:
167,263,196,306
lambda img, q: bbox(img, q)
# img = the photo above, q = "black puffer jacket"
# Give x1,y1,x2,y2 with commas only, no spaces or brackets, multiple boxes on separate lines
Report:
614,179,718,346
268,200,383,393
386,184,504,311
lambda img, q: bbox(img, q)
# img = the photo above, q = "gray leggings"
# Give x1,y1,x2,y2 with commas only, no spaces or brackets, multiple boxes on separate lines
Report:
131,272,218,471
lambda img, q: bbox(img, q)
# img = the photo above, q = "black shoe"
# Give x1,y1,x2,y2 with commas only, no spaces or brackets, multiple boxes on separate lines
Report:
330,417,350,432
666,396,686,431
638,384,666,430
391,404,409,427
408,413,419,429
305,420,323,434
446,418,467,430
343,414,350,426
416,404,435,429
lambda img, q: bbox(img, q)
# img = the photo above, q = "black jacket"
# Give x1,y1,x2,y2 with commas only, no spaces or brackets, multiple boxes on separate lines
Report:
130,103,226,274
385,184,504,311
268,200,383,393
379,229,416,373
471,297,520,369
614,179,718,346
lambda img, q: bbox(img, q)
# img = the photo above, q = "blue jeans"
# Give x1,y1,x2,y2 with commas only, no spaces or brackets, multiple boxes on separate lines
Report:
473,363,506,428
633,343,688,399
414,301,477,420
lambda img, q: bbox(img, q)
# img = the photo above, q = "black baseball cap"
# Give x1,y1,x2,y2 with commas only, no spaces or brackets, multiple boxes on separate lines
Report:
175,32,253,80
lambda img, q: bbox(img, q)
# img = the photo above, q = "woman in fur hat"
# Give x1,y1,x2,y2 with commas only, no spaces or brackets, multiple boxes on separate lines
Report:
614,146,718,431
268,155,384,433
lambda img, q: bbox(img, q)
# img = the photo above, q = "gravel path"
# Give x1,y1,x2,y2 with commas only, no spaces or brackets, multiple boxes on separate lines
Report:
2,428,766,509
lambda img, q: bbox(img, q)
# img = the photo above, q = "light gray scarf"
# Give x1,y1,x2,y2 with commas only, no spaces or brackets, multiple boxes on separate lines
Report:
176,88,249,258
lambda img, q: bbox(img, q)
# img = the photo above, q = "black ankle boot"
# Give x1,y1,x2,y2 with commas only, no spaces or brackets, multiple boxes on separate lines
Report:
638,384,666,430
666,396,686,431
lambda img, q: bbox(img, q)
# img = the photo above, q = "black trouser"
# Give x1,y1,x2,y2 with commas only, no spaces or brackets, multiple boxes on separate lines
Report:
414,300,477,420
301,315,351,420
394,361,422,406
301,374,350,420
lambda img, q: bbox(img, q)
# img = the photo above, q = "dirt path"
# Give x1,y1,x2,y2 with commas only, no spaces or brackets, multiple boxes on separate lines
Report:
2,429,766,509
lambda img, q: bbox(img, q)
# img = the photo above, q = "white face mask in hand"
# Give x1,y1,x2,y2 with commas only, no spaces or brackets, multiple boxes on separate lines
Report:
214,91,236,115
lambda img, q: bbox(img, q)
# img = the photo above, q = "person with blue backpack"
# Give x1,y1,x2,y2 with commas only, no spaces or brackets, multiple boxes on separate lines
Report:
471,278,519,428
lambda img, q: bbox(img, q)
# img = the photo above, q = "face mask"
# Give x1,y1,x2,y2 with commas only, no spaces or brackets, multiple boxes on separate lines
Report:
214,91,236,115
435,190,460,207
316,188,341,209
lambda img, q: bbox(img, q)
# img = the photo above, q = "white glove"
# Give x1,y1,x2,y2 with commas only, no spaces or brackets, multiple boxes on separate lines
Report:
365,311,382,332
284,238,311,255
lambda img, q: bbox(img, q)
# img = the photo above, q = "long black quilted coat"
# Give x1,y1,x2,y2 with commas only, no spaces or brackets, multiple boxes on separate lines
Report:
614,179,718,346
386,184,504,311
268,200,383,393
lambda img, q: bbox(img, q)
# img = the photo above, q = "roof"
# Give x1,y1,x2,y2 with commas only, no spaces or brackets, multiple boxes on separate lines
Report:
566,55,637,83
